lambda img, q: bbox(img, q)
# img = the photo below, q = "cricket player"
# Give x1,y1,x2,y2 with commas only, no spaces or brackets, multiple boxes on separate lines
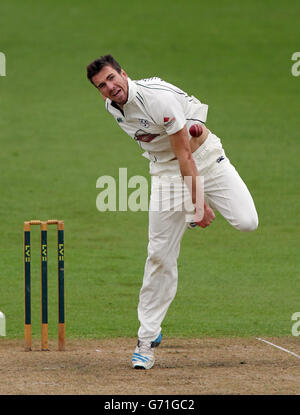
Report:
87,54,258,370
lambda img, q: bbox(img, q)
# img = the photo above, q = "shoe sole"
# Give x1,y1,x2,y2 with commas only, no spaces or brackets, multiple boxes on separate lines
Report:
133,362,154,370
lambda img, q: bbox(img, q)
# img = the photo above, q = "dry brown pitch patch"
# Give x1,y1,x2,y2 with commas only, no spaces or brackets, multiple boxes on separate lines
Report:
1,337,300,395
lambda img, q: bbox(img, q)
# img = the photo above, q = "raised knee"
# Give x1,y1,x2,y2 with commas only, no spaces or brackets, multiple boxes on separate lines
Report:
236,214,258,232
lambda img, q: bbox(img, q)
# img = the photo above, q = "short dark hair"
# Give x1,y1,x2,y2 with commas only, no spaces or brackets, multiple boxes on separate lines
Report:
86,54,122,85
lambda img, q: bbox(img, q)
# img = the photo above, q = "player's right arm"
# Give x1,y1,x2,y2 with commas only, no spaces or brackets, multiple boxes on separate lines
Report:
144,84,215,227
169,126,200,204
169,126,215,227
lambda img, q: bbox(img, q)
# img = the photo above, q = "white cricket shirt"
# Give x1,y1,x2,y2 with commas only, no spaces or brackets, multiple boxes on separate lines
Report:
105,77,208,163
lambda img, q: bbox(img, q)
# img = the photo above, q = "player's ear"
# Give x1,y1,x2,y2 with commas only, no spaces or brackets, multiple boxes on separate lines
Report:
121,69,128,79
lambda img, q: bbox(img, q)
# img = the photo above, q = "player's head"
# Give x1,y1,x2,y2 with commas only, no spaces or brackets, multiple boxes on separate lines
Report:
87,54,122,80
87,54,128,106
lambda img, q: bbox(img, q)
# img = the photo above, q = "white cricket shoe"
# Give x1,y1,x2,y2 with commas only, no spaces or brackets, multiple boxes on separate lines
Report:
132,333,162,370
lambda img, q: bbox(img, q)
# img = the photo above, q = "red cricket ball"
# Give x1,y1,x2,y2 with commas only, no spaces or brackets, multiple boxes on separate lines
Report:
189,124,203,137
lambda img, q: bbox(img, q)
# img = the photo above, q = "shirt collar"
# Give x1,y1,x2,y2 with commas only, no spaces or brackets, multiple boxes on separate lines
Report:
124,77,137,106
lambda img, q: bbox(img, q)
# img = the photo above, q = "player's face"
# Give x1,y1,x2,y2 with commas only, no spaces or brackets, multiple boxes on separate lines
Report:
92,65,129,106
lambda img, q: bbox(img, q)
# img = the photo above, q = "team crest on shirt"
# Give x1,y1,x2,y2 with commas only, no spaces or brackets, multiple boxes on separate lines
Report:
139,119,150,128
163,116,176,128
134,129,160,143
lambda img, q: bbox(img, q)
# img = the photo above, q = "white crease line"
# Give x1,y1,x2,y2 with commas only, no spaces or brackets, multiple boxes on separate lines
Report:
256,337,300,360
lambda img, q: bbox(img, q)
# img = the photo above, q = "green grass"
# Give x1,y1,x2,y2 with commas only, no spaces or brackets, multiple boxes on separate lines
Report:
0,0,300,341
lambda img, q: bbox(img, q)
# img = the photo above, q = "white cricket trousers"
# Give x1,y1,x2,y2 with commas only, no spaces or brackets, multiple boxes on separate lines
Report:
137,132,258,342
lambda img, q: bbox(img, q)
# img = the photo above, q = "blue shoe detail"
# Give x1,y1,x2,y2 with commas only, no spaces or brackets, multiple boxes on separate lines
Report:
151,332,162,348
132,353,149,363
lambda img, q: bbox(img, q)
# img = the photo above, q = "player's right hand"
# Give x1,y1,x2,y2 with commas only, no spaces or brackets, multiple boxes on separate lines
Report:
195,205,215,228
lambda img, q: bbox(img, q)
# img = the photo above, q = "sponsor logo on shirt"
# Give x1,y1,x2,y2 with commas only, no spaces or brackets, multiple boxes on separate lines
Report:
163,116,176,128
134,129,160,143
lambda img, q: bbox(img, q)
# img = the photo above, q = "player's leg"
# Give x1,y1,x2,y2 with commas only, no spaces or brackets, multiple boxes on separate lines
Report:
204,158,258,231
191,132,258,231
132,209,187,369
132,176,188,369
138,209,187,340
